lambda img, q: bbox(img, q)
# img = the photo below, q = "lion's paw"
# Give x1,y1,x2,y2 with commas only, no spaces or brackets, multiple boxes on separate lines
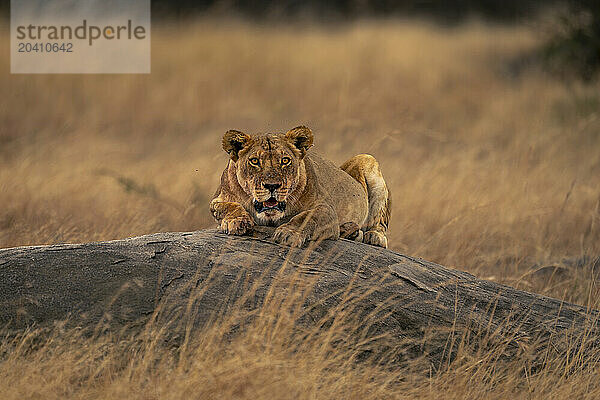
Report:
339,221,360,240
273,224,307,247
363,230,388,248
220,215,254,236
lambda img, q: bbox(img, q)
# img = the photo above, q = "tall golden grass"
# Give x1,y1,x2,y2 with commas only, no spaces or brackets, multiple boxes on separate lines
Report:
1,19,600,398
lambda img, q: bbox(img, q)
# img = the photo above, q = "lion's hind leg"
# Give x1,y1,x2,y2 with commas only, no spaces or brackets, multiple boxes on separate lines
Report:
340,154,390,248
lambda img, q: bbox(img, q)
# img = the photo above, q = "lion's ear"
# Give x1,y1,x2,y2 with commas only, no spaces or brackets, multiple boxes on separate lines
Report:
285,126,313,158
222,130,252,162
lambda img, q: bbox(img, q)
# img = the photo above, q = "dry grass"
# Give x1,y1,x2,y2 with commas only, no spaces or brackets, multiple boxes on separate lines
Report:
1,18,600,398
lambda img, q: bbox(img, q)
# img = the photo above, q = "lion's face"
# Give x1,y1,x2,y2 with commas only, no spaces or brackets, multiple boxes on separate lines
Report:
222,126,313,224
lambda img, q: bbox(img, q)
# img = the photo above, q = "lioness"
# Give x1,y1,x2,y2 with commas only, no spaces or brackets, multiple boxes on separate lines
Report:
210,126,391,248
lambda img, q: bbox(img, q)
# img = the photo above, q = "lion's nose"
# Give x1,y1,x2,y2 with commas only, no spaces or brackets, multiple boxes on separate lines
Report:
263,183,281,193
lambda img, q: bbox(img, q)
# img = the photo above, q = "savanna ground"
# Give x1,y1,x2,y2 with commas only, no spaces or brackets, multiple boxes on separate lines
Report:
1,17,600,399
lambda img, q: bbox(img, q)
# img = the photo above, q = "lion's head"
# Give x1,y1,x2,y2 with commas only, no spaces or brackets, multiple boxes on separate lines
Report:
222,126,313,224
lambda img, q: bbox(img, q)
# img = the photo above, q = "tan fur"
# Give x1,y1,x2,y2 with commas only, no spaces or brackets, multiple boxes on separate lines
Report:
340,154,391,248
210,126,391,248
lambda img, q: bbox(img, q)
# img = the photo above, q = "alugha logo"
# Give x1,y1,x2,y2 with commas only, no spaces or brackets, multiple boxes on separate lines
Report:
15,19,147,46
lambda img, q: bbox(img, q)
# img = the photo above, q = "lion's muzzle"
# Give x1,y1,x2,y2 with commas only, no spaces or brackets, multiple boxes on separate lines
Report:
253,197,286,213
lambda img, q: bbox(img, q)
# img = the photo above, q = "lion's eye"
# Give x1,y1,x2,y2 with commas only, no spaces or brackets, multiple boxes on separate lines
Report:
249,157,260,166
281,157,291,165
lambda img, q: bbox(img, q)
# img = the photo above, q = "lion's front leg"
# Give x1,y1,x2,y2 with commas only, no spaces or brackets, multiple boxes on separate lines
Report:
210,198,255,236
273,204,339,247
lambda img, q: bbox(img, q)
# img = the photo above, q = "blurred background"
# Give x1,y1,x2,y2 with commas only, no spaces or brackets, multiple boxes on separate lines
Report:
0,0,599,301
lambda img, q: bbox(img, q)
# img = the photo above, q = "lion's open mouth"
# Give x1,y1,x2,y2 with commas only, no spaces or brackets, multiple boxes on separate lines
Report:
254,197,286,213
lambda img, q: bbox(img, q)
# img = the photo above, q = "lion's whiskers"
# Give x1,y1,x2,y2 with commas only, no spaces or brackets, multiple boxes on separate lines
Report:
253,188,271,201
